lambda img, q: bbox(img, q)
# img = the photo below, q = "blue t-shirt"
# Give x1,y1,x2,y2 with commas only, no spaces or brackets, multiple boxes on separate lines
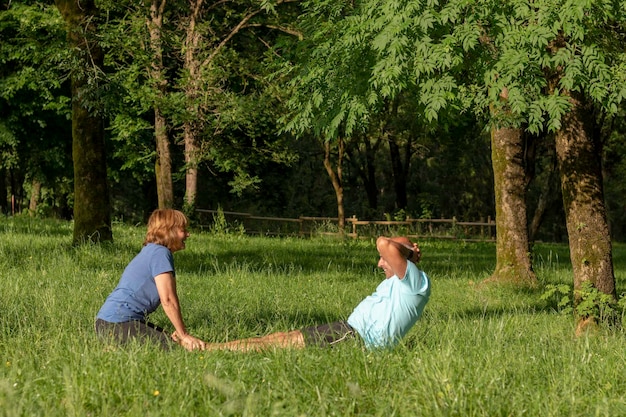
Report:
347,262,430,349
96,243,175,323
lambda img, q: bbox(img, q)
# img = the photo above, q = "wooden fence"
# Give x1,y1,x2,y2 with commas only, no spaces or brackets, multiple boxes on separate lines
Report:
196,209,496,241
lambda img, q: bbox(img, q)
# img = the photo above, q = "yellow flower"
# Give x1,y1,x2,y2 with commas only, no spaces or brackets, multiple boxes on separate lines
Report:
153,390,160,396
5,361,10,367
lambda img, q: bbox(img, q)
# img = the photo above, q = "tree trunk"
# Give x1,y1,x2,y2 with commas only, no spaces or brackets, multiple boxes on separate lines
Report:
29,180,42,216
382,99,407,210
0,168,7,214
555,91,615,327
182,0,203,210
154,108,174,209
347,133,381,212
323,139,345,233
184,124,199,210
147,0,174,209
179,0,270,210
489,124,537,286
55,0,112,244
362,136,380,210
388,136,408,210
529,141,559,242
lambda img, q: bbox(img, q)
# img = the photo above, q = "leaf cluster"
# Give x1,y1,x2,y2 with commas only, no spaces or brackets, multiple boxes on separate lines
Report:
284,0,626,139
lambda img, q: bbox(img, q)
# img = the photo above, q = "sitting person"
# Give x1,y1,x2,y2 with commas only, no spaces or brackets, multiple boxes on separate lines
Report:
188,236,430,351
95,209,205,351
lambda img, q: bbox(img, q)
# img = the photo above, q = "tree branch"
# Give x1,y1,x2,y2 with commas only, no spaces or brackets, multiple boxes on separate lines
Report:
202,8,262,67
244,23,303,40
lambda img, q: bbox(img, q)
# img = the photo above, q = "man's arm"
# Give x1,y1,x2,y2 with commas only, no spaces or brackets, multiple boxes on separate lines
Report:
392,236,421,264
376,236,420,279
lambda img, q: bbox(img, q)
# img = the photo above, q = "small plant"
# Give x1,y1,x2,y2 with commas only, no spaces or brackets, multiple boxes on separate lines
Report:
574,281,618,325
313,219,339,234
391,209,408,222
540,284,573,315
209,206,245,236
210,206,229,235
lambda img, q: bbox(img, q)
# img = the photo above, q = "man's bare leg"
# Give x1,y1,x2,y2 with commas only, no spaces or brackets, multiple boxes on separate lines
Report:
204,330,306,352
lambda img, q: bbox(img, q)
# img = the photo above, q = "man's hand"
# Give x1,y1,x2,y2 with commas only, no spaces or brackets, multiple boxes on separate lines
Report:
399,240,421,264
409,243,421,264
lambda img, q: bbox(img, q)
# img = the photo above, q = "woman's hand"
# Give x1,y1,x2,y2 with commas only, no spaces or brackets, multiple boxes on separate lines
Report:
172,331,206,351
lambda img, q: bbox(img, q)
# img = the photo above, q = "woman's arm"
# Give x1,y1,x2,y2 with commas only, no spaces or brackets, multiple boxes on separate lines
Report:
155,272,205,351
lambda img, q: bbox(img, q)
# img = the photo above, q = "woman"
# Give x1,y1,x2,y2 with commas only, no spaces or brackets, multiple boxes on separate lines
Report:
95,209,205,351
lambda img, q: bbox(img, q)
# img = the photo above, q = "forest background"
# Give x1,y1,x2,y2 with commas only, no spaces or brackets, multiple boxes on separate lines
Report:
3,0,626,245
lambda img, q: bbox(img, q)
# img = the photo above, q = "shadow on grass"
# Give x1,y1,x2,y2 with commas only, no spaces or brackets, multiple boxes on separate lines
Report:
196,308,349,340
178,244,376,276
0,217,73,237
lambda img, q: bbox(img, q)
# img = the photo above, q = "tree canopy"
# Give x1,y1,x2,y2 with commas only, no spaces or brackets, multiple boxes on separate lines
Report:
2,0,626,246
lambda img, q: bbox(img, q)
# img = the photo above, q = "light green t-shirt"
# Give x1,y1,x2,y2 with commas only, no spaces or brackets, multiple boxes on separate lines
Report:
347,262,430,349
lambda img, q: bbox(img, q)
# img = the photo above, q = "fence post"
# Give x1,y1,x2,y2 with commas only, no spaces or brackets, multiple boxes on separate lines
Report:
480,216,484,238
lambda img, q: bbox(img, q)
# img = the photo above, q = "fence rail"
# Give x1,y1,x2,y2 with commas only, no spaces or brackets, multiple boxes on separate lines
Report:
196,209,495,241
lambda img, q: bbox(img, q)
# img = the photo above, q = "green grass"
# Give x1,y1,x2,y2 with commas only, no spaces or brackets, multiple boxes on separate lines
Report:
2,217,626,416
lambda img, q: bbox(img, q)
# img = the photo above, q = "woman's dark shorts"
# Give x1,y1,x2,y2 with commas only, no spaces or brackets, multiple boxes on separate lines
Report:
95,318,173,350
301,321,357,347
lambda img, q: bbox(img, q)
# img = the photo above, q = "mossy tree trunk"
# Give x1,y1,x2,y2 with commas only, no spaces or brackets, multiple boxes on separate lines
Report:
489,124,537,286
154,107,173,209
54,0,112,244
555,90,616,325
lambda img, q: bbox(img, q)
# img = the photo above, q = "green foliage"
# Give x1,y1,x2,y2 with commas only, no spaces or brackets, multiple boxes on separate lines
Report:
575,281,619,324
541,283,575,315
602,105,626,240
0,1,73,215
210,206,229,235
541,281,622,325
311,219,339,235
481,0,626,132
209,206,245,236
286,0,626,140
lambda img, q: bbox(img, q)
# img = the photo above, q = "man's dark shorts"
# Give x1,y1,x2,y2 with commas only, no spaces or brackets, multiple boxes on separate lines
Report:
301,321,357,347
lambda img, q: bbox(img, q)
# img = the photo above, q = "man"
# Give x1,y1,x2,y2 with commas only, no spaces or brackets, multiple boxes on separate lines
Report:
190,236,430,351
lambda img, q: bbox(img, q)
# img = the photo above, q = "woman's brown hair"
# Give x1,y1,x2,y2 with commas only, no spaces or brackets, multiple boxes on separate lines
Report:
143,209,188,251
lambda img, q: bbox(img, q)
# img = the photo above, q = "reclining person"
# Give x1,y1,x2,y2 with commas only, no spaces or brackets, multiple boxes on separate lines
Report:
184,236,430,351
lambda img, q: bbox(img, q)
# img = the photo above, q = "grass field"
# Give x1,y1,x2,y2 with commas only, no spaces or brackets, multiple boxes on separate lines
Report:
2,217,626,416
